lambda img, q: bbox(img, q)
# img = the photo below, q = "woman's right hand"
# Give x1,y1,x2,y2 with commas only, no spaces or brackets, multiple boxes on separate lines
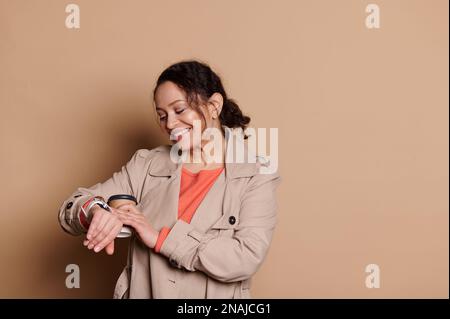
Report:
83,205,123,255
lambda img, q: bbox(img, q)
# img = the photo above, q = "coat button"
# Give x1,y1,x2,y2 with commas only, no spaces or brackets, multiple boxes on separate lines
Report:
66,202,73,209
228,216,236,225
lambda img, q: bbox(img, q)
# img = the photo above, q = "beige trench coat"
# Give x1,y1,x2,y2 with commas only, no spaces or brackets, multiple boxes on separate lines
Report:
58,127,281,299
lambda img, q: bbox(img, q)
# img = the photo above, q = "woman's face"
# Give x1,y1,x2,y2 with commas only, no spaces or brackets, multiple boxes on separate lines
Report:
154,81,222,151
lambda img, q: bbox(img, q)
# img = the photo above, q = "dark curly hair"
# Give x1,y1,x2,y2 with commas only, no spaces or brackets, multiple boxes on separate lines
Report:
153,60,251,137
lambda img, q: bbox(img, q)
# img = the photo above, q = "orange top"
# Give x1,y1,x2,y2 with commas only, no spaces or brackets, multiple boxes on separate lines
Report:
154,166,224,253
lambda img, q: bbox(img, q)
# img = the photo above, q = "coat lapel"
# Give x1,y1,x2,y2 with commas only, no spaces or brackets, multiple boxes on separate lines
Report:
188,171,226,232
142,146,181,230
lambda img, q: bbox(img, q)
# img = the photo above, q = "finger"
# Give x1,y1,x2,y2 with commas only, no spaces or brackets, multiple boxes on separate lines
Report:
117,214,138,228
105,240,115,255
88,215,116,249
88,217,117,249
115,210,137,222
111,208,137,221
113,207,131,216
118,204,134,211
118,204,140,214
94,223,122,253
117,208,144,222
91,223,116,253
86,210,108,240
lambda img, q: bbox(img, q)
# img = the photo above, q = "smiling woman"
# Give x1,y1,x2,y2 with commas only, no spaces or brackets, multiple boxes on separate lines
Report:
57,60,281,299
153,61,251,159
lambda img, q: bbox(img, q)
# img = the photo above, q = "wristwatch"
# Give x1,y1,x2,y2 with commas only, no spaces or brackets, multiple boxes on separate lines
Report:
82,197,111,221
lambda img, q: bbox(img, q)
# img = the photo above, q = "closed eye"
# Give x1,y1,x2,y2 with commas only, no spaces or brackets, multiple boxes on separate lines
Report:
158,107,185,121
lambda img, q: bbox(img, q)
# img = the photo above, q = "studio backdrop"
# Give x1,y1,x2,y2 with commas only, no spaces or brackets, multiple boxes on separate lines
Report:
0,0,448,298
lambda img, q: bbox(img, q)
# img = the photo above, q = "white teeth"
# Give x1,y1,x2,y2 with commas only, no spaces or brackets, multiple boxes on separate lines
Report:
170,128,190,139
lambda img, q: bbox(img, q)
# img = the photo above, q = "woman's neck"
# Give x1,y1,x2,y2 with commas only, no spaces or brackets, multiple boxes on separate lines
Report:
184,133,226,171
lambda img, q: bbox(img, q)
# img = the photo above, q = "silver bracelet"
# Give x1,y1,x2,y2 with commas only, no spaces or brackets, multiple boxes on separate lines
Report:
82,198,110,220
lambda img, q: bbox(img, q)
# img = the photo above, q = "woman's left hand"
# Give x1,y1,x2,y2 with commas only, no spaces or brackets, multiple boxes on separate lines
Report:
115,204,159,249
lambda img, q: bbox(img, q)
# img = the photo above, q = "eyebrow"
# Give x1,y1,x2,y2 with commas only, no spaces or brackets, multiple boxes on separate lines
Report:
155,99,185,111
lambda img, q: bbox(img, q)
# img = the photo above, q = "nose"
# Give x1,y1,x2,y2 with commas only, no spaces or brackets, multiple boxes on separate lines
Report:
165,113,178,131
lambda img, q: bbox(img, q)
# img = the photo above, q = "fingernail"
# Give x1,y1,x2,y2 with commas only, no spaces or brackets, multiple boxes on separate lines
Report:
88,244,94,249
83,241,88,246
94,246,100,252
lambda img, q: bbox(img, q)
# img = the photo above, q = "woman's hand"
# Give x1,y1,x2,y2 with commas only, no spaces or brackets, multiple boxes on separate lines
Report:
114,204,159,250
83,206,123,255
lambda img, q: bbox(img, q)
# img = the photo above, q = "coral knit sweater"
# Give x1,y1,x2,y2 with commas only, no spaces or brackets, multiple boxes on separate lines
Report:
154,166,224,253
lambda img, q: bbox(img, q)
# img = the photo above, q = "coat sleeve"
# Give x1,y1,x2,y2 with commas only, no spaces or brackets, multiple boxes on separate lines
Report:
57,148,154,236
159,170,281,283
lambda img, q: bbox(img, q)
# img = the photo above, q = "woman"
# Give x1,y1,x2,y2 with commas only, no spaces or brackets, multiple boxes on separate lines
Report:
58,60,281,298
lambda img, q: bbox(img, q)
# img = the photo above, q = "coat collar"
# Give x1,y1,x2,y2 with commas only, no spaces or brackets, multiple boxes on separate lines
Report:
148,126,259,179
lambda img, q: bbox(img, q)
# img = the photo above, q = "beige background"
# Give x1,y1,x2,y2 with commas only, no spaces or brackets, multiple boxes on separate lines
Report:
0,0,448,298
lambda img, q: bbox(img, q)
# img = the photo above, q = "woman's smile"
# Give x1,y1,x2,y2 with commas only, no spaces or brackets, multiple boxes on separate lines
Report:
170,127,192,141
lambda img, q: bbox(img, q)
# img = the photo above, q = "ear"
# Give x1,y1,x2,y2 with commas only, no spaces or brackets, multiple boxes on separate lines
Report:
207,93,224,119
